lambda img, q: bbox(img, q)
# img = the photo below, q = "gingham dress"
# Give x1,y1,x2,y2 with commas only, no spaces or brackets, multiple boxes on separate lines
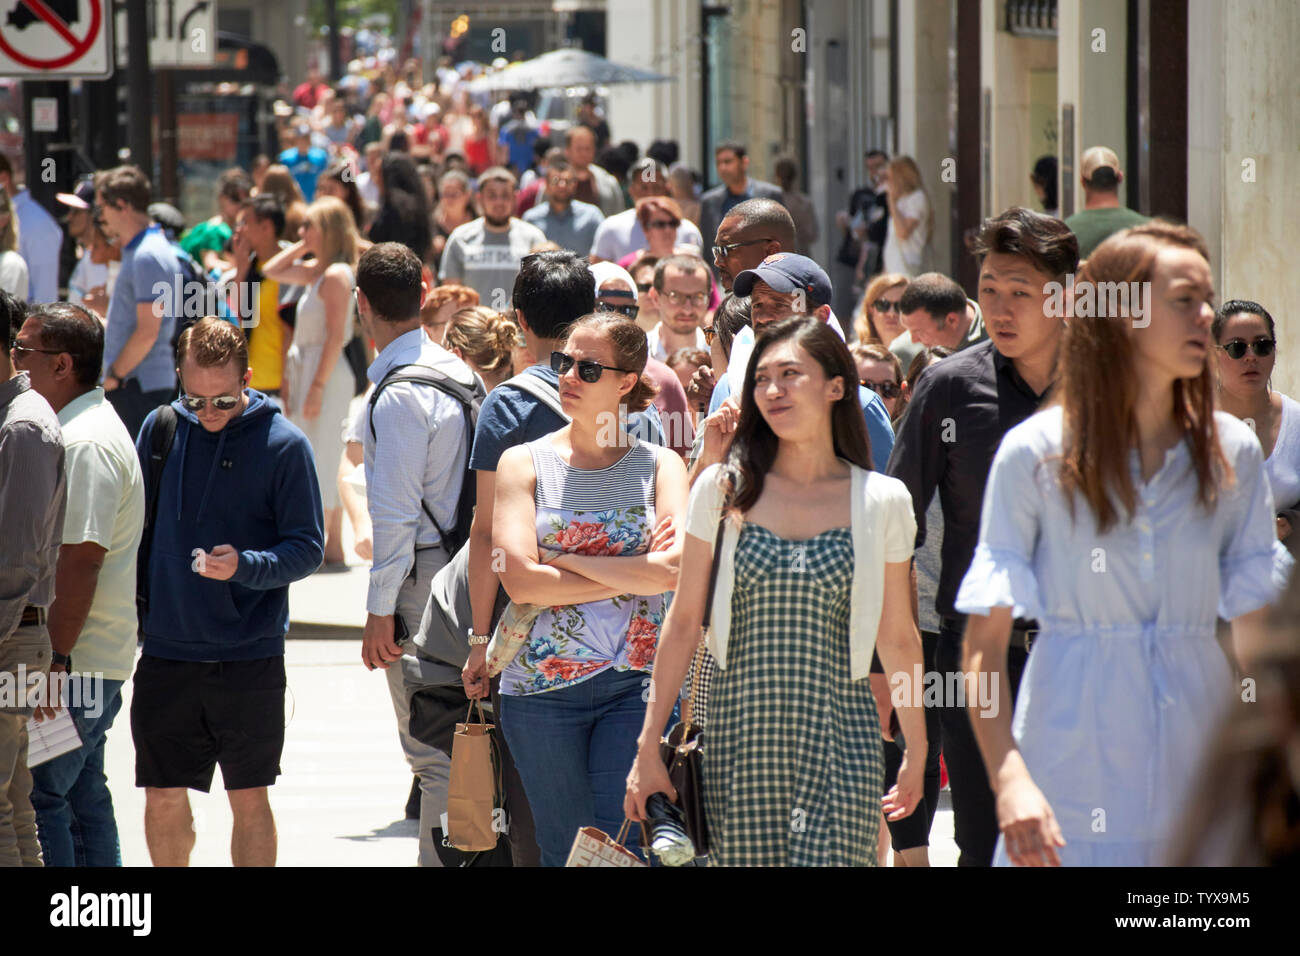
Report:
702,523,884,866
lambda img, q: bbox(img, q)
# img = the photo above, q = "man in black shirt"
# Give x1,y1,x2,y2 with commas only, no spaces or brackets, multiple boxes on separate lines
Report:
886,207,1079,865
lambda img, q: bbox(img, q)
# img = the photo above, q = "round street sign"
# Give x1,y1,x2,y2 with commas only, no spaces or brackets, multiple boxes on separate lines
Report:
0,0,112,77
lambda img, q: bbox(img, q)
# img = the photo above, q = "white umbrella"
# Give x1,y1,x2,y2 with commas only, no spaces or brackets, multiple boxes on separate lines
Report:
465,48,672,93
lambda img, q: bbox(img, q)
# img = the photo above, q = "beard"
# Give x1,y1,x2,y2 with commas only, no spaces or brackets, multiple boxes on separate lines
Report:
484,211,511,228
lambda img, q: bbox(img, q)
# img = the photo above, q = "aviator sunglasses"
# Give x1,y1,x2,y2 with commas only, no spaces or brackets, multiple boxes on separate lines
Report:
551,351,636,384
180,393,241,412
1218,338,1275,360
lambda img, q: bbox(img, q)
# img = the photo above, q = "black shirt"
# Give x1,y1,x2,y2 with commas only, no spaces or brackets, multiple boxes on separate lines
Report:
886,339,1050,620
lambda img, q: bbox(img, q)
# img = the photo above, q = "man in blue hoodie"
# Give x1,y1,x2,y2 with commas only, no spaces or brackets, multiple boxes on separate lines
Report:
131,317,324,867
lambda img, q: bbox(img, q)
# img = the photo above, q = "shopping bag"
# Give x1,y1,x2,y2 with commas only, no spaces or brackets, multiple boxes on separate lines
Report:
446,700,500,852
565,820,649,867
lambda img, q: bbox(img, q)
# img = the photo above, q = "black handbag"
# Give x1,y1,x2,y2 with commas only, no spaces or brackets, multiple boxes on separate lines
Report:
658,513,727,857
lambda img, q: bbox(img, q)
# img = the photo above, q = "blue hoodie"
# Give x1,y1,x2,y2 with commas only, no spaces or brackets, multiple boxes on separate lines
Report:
136,389,324,661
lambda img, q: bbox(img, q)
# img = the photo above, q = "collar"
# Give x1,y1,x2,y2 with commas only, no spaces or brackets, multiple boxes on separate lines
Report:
125,223,161,252
368,326,427,383
990,342,1055,401
56,387,106,425
0,370,30,409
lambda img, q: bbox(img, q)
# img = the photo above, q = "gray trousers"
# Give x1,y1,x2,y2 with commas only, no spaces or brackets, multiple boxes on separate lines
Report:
386,549,452,867
0,623,51,867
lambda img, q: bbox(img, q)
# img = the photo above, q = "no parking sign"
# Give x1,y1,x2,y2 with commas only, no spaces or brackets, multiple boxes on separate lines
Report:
0,0,114,78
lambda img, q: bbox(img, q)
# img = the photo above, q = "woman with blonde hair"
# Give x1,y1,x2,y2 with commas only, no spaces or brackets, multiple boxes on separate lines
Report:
957,221,1292,866
881,157,931,278
0,187,28,299
263,195,361,569
443,306,518,392
854,272,910,347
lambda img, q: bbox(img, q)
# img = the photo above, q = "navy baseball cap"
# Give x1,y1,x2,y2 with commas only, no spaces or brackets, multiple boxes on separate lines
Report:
733,253,833,308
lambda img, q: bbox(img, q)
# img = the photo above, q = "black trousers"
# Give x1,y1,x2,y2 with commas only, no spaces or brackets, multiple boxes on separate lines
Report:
106,379,175,442
882,630,944,851
935,618,1027,867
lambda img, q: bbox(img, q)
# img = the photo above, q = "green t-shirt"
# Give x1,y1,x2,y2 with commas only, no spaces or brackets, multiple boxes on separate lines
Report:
1064,206,1149,260
180,216,232,259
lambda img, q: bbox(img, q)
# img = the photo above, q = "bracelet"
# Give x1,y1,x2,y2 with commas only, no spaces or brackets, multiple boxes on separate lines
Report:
467,630,491,646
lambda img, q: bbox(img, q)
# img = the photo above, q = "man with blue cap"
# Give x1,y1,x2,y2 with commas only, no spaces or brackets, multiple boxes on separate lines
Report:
696,252,894,475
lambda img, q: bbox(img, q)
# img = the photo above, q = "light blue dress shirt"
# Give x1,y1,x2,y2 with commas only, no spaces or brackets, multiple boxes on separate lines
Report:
956,405,1293,866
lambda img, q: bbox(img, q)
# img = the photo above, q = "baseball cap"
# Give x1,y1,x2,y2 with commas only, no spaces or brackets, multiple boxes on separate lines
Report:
56,176,96,210
1080,145,1121,186
733,253,832,308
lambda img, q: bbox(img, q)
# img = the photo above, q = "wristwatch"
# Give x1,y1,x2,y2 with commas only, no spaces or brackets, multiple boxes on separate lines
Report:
467,630,491,646
51,651,72,670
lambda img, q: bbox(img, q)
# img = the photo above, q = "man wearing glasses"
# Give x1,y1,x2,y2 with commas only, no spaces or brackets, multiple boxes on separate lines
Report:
643,255,710,363
130,318,324,867
709,197,796,292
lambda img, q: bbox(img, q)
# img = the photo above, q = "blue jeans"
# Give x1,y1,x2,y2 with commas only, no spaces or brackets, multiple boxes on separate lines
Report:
30,678,125,867
499,668,652,867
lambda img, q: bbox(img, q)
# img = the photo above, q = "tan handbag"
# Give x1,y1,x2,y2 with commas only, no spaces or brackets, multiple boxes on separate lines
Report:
565,820,649,867
445,700,502,852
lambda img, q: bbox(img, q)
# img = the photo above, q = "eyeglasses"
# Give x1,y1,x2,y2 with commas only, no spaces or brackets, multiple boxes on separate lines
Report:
551,351,636,384
180,393,241,412
861,379,902,399
664,290,709,308
873,299,903,314
11,344,64,359
596,300,639,319
1218,338,1275,360
712,237,773,260
702,326,716,346
636,283,652,294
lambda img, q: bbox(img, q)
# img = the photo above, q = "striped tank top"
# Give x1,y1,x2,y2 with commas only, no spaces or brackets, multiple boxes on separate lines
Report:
499,434,669,697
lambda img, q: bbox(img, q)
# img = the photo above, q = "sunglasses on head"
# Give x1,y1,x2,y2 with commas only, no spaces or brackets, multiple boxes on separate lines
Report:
180,393,241,412
1218,338,1275,360
861,379,901,399
551,351,636,384
596,300,639,319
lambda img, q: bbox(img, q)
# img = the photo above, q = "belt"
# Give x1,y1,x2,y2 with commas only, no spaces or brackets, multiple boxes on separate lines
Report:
20,605,47,627
940,614,1038,652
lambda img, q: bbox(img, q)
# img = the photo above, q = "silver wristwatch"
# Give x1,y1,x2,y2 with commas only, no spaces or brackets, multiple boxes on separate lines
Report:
467,630,491,646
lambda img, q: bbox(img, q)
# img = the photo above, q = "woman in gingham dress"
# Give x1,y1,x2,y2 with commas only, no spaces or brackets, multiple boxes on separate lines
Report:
627,317,927,865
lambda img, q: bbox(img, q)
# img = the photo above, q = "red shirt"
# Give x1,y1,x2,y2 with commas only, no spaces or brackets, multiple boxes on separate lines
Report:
643,357,694,459
464,135,492,175
292,81,327,110
515,179,544,217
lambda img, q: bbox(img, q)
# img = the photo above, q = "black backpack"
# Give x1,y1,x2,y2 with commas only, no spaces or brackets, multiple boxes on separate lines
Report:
367,363,486,558
136,405,180,634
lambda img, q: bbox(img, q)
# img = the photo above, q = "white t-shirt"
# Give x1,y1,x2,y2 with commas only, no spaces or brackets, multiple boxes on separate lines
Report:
883,189,930,276
590,208,704,262
68,248,111,307
646,323,708,364
0,249,29,300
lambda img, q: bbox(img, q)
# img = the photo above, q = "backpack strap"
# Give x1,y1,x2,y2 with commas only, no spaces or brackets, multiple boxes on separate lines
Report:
499,370,569,421
136,405,180,621
367,364,483,557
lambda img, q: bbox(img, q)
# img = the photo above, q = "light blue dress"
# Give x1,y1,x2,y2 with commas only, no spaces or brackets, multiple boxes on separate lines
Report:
956,406,1293,866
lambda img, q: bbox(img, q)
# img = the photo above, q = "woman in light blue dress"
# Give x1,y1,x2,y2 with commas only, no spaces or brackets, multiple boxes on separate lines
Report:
957,222,1293,867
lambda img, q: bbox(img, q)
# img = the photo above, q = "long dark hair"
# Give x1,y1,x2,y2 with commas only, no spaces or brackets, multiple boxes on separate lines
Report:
373,151,432,261
722,317,873,513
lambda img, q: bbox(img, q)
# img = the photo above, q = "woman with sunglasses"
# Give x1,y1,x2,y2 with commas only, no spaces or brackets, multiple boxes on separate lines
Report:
1213,299,1300,551
493,312,689,866
626,316,927,865
957,222,1292,867
853,272,911,353
620,198,723,313
850,343,904,419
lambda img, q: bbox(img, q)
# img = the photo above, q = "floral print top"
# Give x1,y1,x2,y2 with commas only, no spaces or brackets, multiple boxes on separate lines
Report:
500,434,669,696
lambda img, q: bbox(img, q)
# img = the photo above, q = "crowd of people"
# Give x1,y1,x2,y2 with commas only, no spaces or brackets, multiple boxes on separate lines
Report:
1,59,1298,869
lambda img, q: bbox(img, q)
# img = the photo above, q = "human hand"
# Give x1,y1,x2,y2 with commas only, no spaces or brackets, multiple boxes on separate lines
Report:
195,544,239,581
996,772,1066,867
362,613,402,671
687,365,715,409
700,401,739,464
353,532,373,561
83,286,108,317
33,662,68,723
648,515,675,553
882,748,924,821
462,644,489,699
303,383,324,420
624,747,677,823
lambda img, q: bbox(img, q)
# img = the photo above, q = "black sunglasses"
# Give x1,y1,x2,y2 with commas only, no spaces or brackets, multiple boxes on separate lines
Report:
180,393,241,412
551,351,636,384
1218,338,1275,360
861,379,901,399
596,300,639,319
873,299,902,314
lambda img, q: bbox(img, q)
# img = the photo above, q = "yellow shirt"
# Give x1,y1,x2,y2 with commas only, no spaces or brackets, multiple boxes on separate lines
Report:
248,276,283,391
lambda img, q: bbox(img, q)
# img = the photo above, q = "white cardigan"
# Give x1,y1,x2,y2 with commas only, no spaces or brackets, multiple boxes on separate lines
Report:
684,463,917,681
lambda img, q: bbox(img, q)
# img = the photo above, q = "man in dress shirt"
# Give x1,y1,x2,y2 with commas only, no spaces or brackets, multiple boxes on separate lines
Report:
13,303,143,867
886,206,1079,866
355,242,480,868
0,289,66,867
0,157,62,303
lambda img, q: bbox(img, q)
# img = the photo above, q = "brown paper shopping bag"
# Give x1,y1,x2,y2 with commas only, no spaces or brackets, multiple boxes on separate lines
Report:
446,700,500,852
565,821,649,867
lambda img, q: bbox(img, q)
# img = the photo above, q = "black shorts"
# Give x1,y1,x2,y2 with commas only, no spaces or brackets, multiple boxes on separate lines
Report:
131,654,286,792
